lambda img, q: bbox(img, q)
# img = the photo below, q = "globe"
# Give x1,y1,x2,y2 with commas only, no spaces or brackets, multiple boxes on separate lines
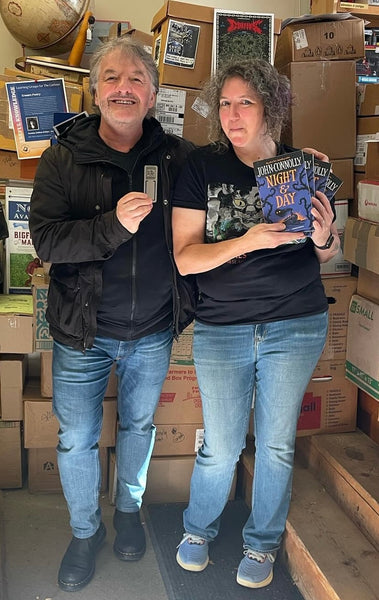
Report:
0,0,90,55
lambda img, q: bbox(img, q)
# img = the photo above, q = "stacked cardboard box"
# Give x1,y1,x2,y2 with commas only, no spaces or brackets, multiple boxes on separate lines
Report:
0,294,34,488
344,141,379,442
150,0,214,146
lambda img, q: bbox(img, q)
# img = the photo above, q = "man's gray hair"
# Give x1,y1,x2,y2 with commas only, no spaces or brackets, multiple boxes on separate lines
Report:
89,36,159,101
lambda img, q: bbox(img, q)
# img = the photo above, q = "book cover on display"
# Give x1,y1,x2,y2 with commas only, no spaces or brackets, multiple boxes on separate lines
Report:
313,158,331,194
5,184,41,294
324,172,343,203
212,10,274,72
303,152,315,196
5,78,68,159
254,150,313,233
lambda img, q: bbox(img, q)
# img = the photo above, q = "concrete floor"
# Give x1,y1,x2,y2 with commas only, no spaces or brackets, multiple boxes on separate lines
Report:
0,487,169,600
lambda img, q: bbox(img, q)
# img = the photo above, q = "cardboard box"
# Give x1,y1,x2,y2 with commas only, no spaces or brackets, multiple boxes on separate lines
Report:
0,294,34,353
0,420,23,488
27,446,108,493
320,230,352,277
357,388,379,445
330,158,354,200
297,359,357,436
344,217,379,275
0,354,27,420
355,116,379,172
143,455,236,503
0,150,39,180
170,321,193,365
320,276,357,361
363,139,379,179
274,15,365,68
280,61,356,159
357,82,379,116
346,294,379,400
151,0,214,89
156,85,209,146
122,28,153,53
153,422,203,456
23,378,117,448
155,365,202,424
357,267,379,304
40,350,118,398
357,179,379,222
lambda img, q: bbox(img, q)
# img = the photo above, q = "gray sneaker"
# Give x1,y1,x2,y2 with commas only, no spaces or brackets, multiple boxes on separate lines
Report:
176,533,209,572
236,549,275,588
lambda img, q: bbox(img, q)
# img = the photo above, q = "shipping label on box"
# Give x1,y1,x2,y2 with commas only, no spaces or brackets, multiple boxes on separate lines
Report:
355,117,379,171
156,86,209,146
346,294,379,400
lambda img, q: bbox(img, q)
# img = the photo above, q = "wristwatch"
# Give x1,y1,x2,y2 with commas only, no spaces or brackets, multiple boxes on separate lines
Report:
313,232,334,250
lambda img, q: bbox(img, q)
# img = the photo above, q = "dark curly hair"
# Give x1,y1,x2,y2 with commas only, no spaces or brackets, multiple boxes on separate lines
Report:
203,58,293,149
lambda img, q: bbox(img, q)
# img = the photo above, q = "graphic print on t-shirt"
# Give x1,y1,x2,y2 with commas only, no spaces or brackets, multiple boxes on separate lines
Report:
206,182,263,242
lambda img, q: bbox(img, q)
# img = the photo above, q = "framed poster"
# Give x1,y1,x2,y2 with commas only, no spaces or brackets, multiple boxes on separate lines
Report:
213,10,275,72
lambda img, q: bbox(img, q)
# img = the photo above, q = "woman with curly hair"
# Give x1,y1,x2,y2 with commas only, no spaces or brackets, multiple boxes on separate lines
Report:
172,58,339,589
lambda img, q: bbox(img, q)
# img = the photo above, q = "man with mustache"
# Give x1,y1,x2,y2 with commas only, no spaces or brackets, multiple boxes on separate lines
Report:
29,37,194,593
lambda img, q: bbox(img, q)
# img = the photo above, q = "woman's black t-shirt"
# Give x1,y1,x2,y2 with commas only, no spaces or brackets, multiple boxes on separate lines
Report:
172,143,328,325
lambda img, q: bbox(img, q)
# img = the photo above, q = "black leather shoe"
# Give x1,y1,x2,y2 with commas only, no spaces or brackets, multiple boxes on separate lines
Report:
113,509,146,561
58,522,106,592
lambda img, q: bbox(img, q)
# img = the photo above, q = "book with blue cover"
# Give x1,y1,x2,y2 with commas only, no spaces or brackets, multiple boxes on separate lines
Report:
313,158,331,194
254,150,313,233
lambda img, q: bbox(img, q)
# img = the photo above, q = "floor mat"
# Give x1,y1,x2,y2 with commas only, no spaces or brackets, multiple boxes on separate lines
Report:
144,499,304,600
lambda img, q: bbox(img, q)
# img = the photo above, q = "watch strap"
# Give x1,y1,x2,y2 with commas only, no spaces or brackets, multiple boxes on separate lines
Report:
313,232,334,250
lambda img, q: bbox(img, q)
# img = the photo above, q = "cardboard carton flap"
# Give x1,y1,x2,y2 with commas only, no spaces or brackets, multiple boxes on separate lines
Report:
281,12,361,31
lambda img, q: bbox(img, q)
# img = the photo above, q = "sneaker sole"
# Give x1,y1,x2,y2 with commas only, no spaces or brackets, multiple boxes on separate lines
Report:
176,550,209,572
236,570,273,589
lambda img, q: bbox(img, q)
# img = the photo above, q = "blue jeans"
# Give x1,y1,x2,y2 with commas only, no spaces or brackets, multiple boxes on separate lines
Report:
184,313,328,553
52,329,172,539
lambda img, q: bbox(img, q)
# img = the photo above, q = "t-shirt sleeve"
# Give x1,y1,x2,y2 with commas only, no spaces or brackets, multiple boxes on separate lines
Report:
172,149,207,211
